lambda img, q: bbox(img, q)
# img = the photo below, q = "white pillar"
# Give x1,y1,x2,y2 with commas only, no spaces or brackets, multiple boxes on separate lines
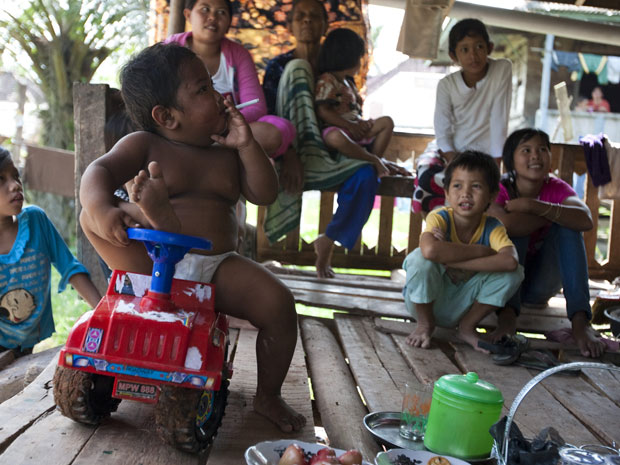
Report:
538,34,554,132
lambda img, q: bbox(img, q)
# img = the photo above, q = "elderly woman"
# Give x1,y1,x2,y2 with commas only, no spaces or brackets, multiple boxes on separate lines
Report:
263,0,408,278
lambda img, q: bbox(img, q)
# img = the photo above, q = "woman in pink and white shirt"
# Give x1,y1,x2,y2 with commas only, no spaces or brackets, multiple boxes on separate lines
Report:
166,0,295,159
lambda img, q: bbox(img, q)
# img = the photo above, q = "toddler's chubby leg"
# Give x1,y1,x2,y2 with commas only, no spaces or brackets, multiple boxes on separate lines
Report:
367,116,394,157
129,161,181,233
212,254,306,432
458,301,496,353
406,302,435,349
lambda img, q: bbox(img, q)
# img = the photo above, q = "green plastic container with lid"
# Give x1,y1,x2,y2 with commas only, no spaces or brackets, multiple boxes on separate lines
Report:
423,372,504,460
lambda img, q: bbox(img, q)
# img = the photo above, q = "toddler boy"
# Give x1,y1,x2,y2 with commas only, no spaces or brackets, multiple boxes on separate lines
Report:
79,43,305,432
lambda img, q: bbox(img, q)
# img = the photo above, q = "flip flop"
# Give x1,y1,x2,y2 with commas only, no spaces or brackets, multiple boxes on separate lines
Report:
478,334,530,365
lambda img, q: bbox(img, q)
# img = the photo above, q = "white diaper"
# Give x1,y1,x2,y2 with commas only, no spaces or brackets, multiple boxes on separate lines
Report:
174,251,237,283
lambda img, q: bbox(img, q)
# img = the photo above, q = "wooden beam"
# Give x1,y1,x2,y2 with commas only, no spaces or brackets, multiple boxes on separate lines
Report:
168,0,186,36
73,83,109,295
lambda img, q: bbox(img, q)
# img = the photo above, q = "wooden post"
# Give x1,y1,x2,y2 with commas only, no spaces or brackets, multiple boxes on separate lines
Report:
73,83,109,294
168,0,186,36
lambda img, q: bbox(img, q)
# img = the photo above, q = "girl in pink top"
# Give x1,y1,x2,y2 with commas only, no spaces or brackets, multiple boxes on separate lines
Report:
488,128,606,358
166,0,295,159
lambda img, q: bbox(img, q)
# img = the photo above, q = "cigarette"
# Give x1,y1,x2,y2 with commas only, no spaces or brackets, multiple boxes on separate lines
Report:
234,98,259,110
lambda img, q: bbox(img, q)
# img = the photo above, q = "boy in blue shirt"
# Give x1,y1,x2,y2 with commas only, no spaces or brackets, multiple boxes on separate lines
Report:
403,151,523,351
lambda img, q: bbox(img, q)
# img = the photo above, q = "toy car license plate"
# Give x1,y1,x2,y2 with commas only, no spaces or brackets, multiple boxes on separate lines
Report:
113,378,160,403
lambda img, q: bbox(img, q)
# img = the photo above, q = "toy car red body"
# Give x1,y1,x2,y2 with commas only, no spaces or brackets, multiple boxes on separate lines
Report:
54,228,231,453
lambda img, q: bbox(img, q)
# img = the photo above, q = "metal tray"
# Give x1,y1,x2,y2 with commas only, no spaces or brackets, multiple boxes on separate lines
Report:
363,411,492,463
363,411,427,451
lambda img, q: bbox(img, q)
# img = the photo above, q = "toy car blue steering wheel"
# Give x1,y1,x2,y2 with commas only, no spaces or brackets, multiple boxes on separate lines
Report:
127,228,212,295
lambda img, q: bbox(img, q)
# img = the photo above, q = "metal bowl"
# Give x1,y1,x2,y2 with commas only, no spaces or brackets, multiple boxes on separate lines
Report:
604,307,620,337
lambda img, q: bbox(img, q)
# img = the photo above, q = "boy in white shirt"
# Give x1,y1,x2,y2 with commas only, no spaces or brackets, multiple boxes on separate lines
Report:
413,18,512,214
435,18,512,162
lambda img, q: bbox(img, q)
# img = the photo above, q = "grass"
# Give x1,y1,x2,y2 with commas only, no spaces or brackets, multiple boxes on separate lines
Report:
34,262,93,353
246,190,412,255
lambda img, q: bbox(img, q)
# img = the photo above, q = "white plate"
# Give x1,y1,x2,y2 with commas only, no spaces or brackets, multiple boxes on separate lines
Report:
375,448,471,465
245,439,373,465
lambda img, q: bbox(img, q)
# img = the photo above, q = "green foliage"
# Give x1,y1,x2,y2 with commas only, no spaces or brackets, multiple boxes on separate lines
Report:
35,267,92,352
0,0,148,149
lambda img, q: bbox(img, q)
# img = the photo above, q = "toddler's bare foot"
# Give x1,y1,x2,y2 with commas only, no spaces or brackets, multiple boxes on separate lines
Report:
253,393,307,432
572,313,606,358
405,324,434,348
314,234,335,278
458,326,489,354
129,161,181,233
488,307,517,343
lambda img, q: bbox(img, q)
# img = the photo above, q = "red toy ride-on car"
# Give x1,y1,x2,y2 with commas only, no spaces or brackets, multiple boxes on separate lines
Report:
53,228,231,453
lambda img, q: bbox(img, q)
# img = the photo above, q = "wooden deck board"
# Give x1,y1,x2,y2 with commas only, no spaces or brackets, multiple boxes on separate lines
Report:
207,326,314,464
1,411,96,465
452,343,599,445
0,357,57,451
334,314,407,412
290,287,409,318
360,318,422,397
392,333,461,386
533,369,620,446
300,318,381,461
281,277,404,301
565,354,620,409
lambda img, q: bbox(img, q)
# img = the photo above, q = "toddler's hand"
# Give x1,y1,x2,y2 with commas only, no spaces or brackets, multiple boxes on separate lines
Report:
211,97,254,150
97,207,140,247
358,119,373,134
345,120,366,141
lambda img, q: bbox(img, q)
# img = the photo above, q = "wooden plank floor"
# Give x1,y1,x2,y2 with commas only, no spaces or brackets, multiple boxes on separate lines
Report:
0,269,618,464
301,314,619,462
283,269,620,463
0,322,314,465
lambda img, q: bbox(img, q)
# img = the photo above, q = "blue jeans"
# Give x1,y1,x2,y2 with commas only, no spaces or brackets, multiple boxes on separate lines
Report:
507,224,591,320
325,165,378,250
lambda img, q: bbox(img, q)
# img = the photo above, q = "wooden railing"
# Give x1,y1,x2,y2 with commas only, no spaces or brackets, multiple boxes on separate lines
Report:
256,134,620,281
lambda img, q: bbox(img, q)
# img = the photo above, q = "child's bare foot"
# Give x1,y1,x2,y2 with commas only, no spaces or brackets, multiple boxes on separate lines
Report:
572,312,606,358
458,326,489,354
129,161,181,233
405,323,434,348
488,307,517,343
253,393,307,432
314,234,335,278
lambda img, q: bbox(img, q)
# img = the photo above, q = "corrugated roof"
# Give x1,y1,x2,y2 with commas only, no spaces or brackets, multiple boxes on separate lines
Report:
523,0,620,23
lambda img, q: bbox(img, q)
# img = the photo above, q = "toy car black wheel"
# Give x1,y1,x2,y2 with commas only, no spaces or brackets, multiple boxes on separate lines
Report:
53,366,121,425
155,378,229,453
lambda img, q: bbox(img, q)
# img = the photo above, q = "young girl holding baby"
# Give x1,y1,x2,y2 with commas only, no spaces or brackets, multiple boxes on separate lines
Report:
315,27,401,178
0,148,100,356
488,128,606,358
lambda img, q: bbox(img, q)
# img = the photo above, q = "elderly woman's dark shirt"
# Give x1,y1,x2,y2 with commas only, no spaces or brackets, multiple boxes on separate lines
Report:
263,50,296,115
